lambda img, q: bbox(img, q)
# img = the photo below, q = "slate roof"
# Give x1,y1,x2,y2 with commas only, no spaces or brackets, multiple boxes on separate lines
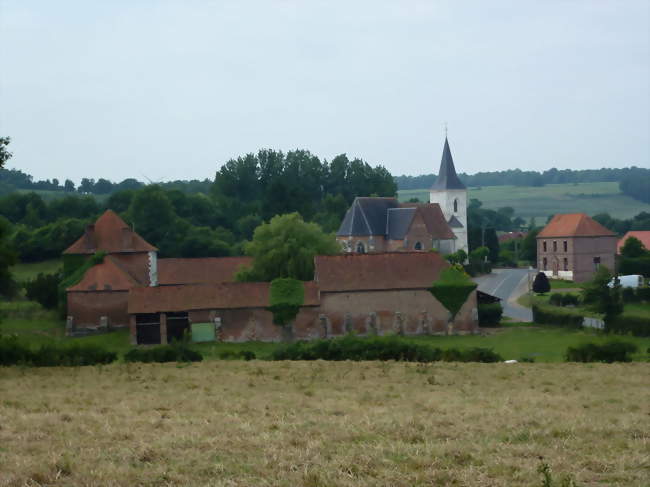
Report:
157,257,253,285
430,137,466,191
617,231,650,253
400,203,456,239
67,255,139,292
448,215,464,228
537,213,616,238
337,197,399,236
64,210,157,254
314,252,448,292
387,208,416,240
128,281,320,314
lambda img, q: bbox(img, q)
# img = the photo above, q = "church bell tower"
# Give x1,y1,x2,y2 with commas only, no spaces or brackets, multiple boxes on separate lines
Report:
429,137,468,253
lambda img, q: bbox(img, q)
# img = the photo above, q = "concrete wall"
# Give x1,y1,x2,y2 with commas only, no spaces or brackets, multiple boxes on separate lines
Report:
68,291,129,328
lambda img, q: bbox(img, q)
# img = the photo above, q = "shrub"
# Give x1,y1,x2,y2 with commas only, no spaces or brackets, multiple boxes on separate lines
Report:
561,294,579,306
605,315,650,337
272,335,502,363
218,350,256,361
24,272,61,309
0,335,32,365
532,272,550,294
429,267,477,319
621,287,638,303
566,341,637,363
124,342,202,363
549,293,563,306
0,335,117,367
532,305,583,328
637,287,650,301
267,278,304,326
478,302,503,326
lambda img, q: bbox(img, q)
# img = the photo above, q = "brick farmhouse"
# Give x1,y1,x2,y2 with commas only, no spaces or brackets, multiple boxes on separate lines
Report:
65,210,479,344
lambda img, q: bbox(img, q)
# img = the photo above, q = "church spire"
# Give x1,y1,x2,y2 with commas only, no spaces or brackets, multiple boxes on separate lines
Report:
430,137,466,190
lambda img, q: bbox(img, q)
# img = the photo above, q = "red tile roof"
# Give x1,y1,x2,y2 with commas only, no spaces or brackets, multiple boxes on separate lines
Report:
128,281,320,314
498,231,528,243
157,257,253,285
617,231,650,253
67,256,139,292
64,210,157,254
537,213,616,238
400,203,456,240
314,252,449,292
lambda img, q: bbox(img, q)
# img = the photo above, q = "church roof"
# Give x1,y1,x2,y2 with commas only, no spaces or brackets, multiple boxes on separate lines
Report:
337,197,399,236
387,208,416,240
430,137,466,191
64,210,157,254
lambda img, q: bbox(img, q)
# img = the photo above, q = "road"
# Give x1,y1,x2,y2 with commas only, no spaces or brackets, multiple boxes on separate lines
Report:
473,268,535,322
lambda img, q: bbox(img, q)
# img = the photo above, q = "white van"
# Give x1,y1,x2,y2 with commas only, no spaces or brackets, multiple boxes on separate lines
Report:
608,275,643,288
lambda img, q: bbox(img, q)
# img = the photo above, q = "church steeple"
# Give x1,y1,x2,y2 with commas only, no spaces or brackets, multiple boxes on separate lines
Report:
430,137,466,190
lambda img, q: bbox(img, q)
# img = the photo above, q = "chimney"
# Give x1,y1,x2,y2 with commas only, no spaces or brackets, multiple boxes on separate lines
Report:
122,228,133,250
84,225,95,250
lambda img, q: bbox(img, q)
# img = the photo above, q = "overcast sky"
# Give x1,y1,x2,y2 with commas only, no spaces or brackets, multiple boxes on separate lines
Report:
1,1,648,183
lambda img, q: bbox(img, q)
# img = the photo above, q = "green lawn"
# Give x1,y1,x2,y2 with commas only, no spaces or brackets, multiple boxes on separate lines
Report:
10,259,62,283
398,182,650,222
549,279,583,290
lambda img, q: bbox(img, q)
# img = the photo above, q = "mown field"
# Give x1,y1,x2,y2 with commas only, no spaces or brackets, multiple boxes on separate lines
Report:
0,361,648,486
398,181,650,222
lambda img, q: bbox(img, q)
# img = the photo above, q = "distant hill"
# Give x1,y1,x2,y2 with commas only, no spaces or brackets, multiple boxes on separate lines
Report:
399,182,650,223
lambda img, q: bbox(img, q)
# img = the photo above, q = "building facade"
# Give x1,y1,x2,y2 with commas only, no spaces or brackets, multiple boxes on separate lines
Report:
537,213,617,282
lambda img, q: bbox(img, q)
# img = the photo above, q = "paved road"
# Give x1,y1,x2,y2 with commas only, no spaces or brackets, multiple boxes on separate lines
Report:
473,268,535,322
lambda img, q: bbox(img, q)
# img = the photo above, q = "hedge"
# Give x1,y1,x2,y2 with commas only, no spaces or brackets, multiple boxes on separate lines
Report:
267,278,304,326
429,267,477,319
0,335,117,367
478,302,503,327
532,304,583,328
271,335,503,363
566,341,637,363
605,314,650,337
124,343,203,363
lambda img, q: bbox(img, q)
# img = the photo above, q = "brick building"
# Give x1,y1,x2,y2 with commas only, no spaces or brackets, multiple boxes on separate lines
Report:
64,211,479,341
537,213,617,282
336,137,468,254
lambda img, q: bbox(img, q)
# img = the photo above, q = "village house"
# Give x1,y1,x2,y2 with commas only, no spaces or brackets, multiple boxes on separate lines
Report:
64,210,479,342
537,213,617,282
336,137,468,254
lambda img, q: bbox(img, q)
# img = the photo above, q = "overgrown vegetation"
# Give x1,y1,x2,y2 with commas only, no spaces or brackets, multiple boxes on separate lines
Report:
566,341,638,363
57,252,106,317
123,342,203,363
267,278,305,326
0,334,116,366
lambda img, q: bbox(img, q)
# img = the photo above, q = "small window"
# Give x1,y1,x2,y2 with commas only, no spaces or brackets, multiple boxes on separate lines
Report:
414,241,422,250
543,241,547,252
563,241,568,252
553,241,557,252
563,258,568,271
543,257,548,270
356,242,366,254
453,199,458,213
593,256,600,269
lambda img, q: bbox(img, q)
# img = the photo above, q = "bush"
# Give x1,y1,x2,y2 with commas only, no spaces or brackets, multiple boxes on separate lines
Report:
478,302,503,326
218,350,256,361
637,287,650,301
605,315,650,337
566,341,637,363
0,335,117,366
561,294,579,306
532,304,583,328
621,287,638,303
271,335,503,363
549,293,563,306
124,342,202,363
24,272,61,309
463,261,492,277
532,272,550,294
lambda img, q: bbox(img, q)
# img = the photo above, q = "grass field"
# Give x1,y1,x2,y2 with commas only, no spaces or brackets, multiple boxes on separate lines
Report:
0,361,648,486
9,259,62,283
398,181,650,222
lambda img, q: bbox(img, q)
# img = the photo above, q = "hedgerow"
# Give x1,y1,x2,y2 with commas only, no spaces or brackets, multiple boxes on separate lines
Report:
566,341,637,363
0,335,117,367
124,342,203,363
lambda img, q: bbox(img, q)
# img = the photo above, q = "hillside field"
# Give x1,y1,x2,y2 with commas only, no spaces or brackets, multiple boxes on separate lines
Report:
398,182,650,222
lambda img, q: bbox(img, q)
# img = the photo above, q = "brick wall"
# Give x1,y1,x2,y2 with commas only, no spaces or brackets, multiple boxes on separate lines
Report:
67,291,130,328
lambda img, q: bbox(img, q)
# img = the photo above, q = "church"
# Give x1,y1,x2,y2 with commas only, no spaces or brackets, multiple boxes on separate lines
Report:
336,137,469,254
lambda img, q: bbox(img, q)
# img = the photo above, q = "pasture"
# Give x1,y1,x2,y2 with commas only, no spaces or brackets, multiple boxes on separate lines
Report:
0,361,648,486
398,181,650,222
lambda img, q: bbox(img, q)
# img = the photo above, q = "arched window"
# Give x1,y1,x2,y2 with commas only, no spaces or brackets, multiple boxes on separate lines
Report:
356,242,366,254
453,199,458,213
414,241,422,250
542,257,548,270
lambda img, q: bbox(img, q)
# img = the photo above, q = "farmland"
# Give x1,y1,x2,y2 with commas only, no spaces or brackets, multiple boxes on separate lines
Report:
398,181,650,222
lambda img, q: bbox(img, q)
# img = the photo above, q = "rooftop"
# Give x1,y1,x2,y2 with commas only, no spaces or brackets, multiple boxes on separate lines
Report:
537,213,616,238
617,231,650,253
430,137,466,191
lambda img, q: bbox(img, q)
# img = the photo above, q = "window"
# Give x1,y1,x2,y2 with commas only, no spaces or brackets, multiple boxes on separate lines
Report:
553,241,557,252
563,258,568,271
563,241,568,252
414,241,422,250
356,242,366,254
543,257,547,270
593,256,600,270
543,241,547,252
453,199,458,213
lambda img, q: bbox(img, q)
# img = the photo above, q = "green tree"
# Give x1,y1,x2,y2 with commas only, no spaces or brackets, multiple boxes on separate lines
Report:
620,236,646,258
532,272,550,295
0,216,17,298
127,185,176,246
0,137,11,169
236,213,340,282
581,266,623,325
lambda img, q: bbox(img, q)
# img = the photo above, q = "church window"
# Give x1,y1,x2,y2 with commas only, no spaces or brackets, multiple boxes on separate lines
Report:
414,241,422,250
453,199,458,213
356,242,366,254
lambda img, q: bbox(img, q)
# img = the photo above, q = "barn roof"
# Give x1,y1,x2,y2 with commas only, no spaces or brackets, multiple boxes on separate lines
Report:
128,281,320,314
537,213,616,238
430,137,466,191
157,257,253,285
67,255,139,292
64,210,157,254
314,252,448,292
617,231,650,253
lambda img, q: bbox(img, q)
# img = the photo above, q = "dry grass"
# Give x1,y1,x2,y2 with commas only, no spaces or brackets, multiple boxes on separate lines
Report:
0,361,648,486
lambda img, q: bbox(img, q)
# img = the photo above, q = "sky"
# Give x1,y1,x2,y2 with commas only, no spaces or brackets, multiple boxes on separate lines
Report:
1,0,648,183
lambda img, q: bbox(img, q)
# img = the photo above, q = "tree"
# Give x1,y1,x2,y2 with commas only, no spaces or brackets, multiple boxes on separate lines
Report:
0,216,17,298
93,178,113,194
0,137,12,169
581,266,623,325
236,213,340,282
620,236,646,258
127,185,176,248
63,179,76,192
25,272,61,309
78,178,95,194
532,272,550,295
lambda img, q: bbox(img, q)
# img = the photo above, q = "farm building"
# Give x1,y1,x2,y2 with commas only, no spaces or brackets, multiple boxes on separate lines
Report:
64,211,479,342
537,213,617,282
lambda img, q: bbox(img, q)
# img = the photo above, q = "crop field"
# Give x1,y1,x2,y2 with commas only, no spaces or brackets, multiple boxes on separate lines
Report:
0,361,648,486
398,182,650,222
